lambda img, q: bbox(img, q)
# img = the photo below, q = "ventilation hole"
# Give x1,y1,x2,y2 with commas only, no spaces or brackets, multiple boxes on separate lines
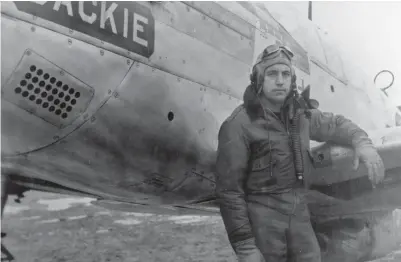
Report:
62,85,69,91
37,69,43,76
52,89,58,95
168,111,174,121
65,95,71,102
55,109,62,115
60,102,66,109
71,99,76,105
15,87,22,94
43,73,50,80
47,95,54,102
41,92,47,98
42,102,49,108
25,73,32,79
46,85,52,91
29,95,36,101
66,106,72,112
39,81,45,87
49,106,55,112
58,92,64,98
20,80,27,86
27,84,34,91
69,88,75,94
54,99,60,105
36,98,42,105
32,77,39,83
22,91,29,97
75,92,81,98
50,77,56,84
62,113,68,119
34,88,40,94
330,85,335,92
30,65,36,72
56,81,62,87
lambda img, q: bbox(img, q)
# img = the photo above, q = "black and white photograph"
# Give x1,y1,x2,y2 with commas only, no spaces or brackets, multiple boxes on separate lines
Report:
1,1,401,261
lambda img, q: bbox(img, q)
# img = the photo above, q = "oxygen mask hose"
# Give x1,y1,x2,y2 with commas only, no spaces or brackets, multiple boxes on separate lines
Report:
290,109,304,181
284,75,304,181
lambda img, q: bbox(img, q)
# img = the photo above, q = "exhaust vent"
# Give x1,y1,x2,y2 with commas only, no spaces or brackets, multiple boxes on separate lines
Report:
2,50,94,129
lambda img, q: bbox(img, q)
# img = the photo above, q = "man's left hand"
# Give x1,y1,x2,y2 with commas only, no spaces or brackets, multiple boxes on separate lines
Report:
353,146,385,188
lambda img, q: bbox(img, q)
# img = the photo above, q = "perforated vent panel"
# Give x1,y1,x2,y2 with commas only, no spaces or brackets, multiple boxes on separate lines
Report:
2,50,94,128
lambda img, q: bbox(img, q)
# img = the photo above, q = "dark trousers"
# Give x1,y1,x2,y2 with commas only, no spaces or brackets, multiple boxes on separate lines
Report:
247,188,321,262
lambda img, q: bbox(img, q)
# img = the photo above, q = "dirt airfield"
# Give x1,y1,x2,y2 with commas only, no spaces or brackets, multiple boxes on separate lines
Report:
2,191,400,262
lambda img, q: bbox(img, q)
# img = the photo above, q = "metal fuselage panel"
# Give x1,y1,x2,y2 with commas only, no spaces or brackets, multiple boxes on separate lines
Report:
1,1,249,204
1,12,132,156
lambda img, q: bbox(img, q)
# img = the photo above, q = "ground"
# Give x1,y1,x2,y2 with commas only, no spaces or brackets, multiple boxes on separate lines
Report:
1,191,400,262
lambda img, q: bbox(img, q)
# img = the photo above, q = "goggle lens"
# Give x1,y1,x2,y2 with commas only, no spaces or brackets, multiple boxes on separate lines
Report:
262,45,294,60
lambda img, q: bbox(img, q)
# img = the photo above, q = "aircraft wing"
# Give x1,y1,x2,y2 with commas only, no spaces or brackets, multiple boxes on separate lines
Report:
306,126,401,221
308,126,401,187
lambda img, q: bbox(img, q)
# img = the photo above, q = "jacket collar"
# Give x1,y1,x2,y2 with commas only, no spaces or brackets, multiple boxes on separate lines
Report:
243,84,282,121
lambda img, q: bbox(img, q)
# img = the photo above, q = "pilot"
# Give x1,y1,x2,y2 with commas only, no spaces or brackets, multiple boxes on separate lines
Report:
214,44,385,262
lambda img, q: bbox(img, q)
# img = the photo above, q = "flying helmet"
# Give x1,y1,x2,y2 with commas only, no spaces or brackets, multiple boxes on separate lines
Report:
250,44,295,95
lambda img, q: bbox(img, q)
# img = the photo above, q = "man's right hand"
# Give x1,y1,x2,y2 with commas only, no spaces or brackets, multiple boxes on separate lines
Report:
233,239,266,262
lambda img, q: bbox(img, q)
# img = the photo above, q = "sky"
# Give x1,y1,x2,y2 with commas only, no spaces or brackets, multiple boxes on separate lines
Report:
294,1,401,107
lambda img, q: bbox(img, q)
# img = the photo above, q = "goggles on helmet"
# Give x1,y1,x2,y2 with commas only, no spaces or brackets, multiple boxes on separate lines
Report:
258,44,294,63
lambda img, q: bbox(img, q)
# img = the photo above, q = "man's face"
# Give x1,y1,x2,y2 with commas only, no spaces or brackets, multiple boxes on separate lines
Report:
261,64,292,104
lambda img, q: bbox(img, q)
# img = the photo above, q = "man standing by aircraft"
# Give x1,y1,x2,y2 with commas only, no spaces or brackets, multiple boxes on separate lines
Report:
215,44,385,262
